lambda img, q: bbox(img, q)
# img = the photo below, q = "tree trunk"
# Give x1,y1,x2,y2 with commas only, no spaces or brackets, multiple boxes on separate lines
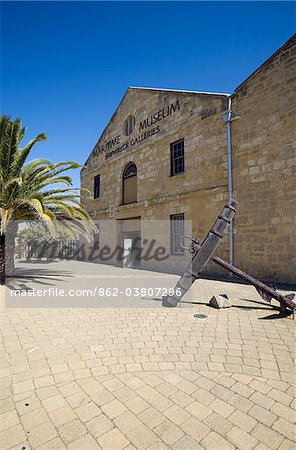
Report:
0,234,5,285
5,222,18,277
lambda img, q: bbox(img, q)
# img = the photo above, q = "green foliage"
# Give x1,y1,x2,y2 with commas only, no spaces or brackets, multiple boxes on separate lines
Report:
18,224,73,246
0,115,94,238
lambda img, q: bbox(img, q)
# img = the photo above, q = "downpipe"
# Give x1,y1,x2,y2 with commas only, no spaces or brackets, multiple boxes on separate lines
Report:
222,96,235,266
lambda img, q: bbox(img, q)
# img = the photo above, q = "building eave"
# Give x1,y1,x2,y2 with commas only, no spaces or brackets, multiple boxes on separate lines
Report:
129,86,230,97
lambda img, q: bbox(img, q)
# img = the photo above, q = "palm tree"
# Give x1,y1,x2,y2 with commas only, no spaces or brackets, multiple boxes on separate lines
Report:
0,115,93,284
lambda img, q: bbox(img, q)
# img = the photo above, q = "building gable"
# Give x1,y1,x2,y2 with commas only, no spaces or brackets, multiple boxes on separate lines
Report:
83,87,228,169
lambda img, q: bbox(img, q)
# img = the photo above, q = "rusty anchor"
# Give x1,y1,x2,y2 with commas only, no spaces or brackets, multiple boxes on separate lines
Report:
162,199,296,313
162,199,238,308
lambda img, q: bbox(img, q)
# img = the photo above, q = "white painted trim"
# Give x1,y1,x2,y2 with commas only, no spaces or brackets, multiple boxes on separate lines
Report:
129,86,230,96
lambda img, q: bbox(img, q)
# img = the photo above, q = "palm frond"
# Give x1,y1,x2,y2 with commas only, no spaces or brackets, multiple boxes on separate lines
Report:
0,115,93,238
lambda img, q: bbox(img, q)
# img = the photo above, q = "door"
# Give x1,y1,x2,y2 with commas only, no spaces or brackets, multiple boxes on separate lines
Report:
121,232,141,268
123,238,133,268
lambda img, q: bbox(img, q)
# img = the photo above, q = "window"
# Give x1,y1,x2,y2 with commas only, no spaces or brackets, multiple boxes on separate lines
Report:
94,175,100,199
124,115,135,136
122,162,137,204
170,213,185,255
171,139,184,176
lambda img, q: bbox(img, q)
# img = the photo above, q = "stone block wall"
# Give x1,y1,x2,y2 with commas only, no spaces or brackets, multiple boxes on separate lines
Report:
231,35,296,284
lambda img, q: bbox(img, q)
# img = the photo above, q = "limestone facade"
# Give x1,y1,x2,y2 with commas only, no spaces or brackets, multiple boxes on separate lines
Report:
81,35,296,284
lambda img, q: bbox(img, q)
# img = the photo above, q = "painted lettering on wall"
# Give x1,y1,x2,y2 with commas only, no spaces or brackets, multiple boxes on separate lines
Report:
139,100,180,131
92,100,180,160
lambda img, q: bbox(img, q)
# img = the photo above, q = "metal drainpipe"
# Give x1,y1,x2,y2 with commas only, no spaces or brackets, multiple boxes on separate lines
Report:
222,96,234,266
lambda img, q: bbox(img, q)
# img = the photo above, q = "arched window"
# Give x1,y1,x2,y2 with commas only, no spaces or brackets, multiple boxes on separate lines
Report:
123,162,137,204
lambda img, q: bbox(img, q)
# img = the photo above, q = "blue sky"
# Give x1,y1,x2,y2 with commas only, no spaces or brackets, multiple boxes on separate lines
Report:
1,1,295,187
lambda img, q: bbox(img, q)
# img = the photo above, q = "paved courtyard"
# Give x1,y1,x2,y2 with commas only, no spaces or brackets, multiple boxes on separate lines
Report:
0,261,295,449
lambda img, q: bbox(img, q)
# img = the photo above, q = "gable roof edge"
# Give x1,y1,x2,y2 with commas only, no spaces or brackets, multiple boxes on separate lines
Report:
234,33,296,93
129,86,230,97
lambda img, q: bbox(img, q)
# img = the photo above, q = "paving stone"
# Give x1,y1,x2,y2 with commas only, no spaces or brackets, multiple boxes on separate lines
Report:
126,424,159,448
143,374,163,387
13,380,34,395
227,425,258,450
148,393,173,412
249,404,277,426
86,413,114,438
1,278,295,450
91,388,115,406
228,409,257,432
177,380,198,395
74,400,101,422
231,381,255,398
249,379,272,394
185,400,212,420
286,386,295,398
21,407,49,429
279,438,296,449
281,372,295,384
211,398,235,418
170,390,193,408
147,443,170,450
66,391,90,409
125,395,150,415
57,382,82,398
163,404,191,426
154,419,184,445
268,389,294,406
34,376,55,388
0,409,19,431
101,398,127,419
252,423,284,449
54,372,74,384
73,368,91,379
58,419,87,445
271,402,295,423
261,369,280,380
266,379,290,392
201,431,235,450
139,406,166,428
249,391,275,410
42,394,68,412
77,378,102,395
98,428,130,450
51,364,69,374
180,417,210,442
214,374,236,388
114,386,137,402
67,433,100,449
28,421,58,448
211,385,235,401
114,410,142,433
0,423,26,449
163,373,184,386
204,412,233,436
172,435,204,449
228,393,253,413
272,418,295,441
49,405,77,426
136,385,158,400
103,378,124,392
156,382,178,396
0,397,15,414
36,386,60,401
253,444,272,450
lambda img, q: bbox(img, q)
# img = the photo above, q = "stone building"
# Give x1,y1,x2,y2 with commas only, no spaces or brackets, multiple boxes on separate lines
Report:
81,34,296,285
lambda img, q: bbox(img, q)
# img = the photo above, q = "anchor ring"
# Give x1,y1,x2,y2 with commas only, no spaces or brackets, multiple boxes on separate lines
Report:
180,235,199,253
